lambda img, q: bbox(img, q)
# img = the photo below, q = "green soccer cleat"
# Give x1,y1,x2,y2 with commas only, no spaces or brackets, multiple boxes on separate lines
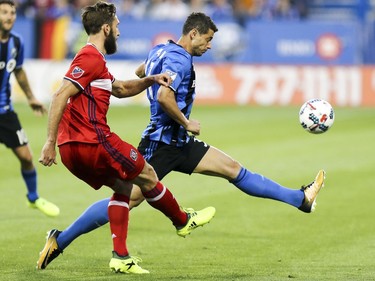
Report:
28,197,60,217
299,170,326,213
36,229,63,269
176,206,216,237
109,252,150,274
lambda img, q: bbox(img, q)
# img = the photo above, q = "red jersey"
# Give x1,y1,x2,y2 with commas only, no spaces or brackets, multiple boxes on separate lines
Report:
57,44,115,146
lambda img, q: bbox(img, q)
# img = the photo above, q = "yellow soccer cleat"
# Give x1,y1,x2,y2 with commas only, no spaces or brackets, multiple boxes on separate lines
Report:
109,252,150,274
28,197,60,217
176,206,216,237
299,170,326,213
36,229,63,269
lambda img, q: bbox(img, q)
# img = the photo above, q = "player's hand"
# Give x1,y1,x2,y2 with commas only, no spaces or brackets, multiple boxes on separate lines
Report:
29,98,47,116
39,142,57,167
153,73,172,87
186,119,200,136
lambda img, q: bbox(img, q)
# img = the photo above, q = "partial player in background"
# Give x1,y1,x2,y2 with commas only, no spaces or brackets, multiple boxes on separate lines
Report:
0,0,59,217
37,2,215,274
37,11,326,270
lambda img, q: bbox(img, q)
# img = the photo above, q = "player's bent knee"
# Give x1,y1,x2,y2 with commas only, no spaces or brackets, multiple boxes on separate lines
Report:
229,160,242,179
133,162,159,190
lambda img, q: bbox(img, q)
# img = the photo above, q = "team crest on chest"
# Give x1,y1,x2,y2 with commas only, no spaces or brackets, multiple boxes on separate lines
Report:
130,149,138,161
71,66,84,78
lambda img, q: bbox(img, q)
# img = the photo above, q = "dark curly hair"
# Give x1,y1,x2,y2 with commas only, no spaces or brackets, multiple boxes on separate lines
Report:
81,1,116,35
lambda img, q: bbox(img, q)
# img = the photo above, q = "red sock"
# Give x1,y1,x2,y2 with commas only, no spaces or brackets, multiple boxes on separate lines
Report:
108,193,130,257
142,181,187,227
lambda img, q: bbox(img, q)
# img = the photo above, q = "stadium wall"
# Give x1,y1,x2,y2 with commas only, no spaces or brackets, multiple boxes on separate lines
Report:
12,60,375,107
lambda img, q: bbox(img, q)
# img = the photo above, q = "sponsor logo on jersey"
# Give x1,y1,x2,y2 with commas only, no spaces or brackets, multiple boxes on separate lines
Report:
71,66,84,79
6,59,16,73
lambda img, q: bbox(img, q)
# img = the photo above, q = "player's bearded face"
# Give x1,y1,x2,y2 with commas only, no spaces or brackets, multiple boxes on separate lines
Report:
104,28,117,55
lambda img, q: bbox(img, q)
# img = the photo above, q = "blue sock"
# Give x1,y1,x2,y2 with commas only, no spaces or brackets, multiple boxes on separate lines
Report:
57,198,110,250
22,169,39,202
230,167,304,208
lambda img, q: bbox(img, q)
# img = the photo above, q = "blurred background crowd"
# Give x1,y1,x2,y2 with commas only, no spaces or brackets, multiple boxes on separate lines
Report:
10,1,375,64
15,0,310,23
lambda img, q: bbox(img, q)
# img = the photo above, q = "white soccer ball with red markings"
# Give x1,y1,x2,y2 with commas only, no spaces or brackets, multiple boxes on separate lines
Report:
299,99,335,134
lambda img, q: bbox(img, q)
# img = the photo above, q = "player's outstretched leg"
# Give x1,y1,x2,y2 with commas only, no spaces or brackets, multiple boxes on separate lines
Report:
298,170,326,213
231,166,326,212
176,206,216,237
36,229,63,269
109,252,150,274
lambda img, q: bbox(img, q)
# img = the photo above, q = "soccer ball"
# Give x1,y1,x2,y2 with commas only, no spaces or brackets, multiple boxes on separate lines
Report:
299,99,335,134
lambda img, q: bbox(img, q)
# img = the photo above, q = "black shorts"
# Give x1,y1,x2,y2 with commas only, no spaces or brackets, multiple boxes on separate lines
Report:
138,136,210,180
0,111,29,148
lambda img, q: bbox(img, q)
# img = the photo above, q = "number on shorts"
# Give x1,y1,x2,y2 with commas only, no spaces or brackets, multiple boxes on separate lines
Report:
16,129,28,145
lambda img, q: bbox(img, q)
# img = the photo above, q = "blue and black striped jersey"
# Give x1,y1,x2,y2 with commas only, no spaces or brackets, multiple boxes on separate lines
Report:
142,40,196,147
0,32,23,114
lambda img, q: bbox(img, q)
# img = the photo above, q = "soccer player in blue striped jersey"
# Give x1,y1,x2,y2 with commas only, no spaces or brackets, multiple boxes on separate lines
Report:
0,0,59,217
37,12,325,270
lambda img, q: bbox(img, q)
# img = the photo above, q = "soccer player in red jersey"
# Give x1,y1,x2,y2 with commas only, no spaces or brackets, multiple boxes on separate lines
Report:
38,1,215,274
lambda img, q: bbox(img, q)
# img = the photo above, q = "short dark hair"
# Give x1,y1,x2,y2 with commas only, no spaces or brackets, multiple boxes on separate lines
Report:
81,1,116,35
182,12,218,36
0,0,15,7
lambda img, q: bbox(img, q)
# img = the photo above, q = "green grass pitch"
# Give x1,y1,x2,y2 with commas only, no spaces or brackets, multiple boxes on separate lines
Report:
0,103,374,281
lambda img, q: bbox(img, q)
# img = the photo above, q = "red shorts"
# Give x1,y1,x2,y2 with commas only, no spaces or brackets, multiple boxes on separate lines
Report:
59,133,145,190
